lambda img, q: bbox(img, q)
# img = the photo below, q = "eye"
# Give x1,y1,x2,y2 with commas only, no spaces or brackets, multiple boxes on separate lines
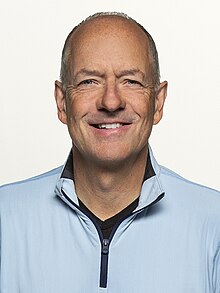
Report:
78,79,96,86
125,79,143,86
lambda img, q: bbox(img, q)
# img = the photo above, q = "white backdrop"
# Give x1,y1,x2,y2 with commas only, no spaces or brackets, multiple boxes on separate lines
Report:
1,0,219,190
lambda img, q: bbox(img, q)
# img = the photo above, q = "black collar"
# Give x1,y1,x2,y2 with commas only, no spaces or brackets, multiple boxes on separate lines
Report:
61,149,155,182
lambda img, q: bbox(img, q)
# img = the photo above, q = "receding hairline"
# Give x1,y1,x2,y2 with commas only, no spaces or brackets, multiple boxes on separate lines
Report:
60,12,160,87
70,14,148,41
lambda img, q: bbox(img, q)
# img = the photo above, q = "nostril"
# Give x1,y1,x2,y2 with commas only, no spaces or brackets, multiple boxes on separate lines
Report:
98,107,125,114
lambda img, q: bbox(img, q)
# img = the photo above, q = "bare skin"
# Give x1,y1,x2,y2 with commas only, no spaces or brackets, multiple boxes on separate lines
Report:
55,16,167,220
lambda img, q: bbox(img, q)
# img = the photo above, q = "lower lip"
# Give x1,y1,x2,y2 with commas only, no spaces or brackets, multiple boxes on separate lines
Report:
89,124,131,137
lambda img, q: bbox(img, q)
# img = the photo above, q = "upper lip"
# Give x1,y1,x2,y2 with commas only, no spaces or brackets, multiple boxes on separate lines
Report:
91,121,130,124
86,118,135,125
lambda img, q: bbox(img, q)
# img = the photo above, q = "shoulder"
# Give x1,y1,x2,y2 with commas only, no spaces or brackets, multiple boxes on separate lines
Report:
0,166,63,204
160,165,219,194
159,165,220,214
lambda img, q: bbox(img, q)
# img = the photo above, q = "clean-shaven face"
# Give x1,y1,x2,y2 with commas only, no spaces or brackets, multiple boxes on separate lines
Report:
57,16,166,167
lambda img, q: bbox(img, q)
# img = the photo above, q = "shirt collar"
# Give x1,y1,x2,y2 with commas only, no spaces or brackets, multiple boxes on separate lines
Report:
60,148,156,182
56,146,165,211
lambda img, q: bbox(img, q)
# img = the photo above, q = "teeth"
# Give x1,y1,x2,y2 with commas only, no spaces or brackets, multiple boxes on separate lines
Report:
98,123,122,129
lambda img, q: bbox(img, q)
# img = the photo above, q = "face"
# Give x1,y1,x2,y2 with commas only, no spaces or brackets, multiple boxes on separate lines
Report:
55,17,167,167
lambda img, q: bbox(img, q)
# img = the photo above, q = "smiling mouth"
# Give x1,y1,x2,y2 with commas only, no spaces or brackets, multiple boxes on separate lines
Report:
91,123,130,129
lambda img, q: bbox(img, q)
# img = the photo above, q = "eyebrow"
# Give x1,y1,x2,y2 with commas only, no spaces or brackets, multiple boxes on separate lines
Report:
73,68,146,81
116,69,146,80
74,69,105,79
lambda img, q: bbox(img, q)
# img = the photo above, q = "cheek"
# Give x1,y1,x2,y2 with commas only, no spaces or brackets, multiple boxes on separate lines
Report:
142,92,156,119
130,95,155,120
65,98,88,124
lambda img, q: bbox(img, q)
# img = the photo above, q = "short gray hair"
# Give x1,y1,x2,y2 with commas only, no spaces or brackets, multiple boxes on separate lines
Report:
60,12,160,88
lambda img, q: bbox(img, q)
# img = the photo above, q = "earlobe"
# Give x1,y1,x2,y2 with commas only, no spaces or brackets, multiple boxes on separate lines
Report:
54,80,67,125
153,81,168,125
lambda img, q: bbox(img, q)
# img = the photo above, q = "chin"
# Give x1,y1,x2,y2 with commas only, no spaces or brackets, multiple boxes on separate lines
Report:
90,149,141,168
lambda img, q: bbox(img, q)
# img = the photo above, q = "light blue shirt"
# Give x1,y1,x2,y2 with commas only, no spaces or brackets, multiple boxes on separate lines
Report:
0,149,220,292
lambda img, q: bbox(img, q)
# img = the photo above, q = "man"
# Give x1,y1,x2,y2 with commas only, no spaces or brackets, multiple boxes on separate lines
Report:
0,12,219,293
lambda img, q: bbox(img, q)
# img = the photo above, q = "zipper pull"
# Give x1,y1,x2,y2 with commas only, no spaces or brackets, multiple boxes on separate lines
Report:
102,239,110,254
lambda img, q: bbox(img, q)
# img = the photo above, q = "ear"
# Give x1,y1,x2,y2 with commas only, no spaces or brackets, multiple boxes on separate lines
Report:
54,80,67,125
153,81,168,125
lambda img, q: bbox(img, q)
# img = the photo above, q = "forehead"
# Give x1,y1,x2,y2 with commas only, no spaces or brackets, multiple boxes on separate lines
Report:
71,16,149,56
72,16,148,41
68,16,150,74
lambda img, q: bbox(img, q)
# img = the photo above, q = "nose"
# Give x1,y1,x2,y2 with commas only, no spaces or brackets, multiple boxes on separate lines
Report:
96,82,125,112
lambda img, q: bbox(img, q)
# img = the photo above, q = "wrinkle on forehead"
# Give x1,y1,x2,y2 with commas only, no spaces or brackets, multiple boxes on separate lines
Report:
73,68,147,82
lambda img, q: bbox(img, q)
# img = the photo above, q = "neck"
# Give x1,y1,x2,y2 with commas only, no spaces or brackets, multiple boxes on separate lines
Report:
73,147,148,220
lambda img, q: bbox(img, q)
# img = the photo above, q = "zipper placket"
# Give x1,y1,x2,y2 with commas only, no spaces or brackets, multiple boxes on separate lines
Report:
60,189,109,288
100,239,110,287
60,189,164,289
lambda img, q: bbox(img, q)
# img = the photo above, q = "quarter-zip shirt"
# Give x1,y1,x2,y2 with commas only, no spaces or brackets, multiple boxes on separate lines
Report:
0,148,220,292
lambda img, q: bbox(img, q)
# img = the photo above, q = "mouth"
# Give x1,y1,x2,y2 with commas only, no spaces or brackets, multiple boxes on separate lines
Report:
91,123,130,129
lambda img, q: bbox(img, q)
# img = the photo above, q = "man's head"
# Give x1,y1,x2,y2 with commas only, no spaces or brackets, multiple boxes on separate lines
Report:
55,12,167,167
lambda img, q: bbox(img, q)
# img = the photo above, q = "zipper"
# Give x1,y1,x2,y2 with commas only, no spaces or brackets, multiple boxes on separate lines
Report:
60,188,164,289
100,239,110,287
